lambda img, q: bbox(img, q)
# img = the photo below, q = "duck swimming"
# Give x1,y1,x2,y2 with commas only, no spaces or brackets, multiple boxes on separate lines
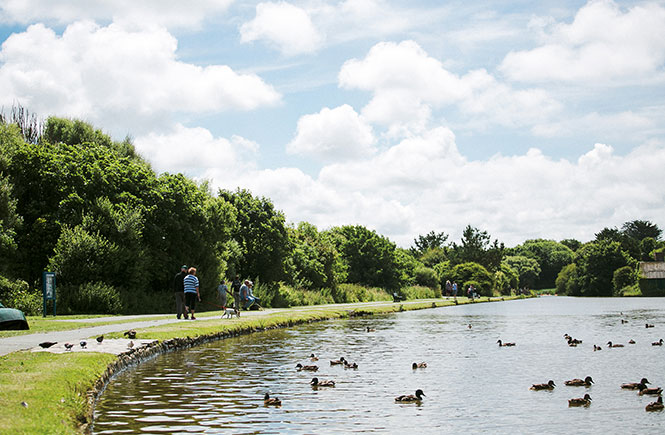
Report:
593,345,602,351
565,376,594,387
366,327,376,332
395,389,425,402
296,363,318,371
310,353,319,361
568,394,592,407
412,362,427,369
344,361,359,369
621,378,650,389
263,393,281,406
646,396,664,412
530,380,556,390
637,383,663,396
330,357,346,365
628,339,636,344
310,377,335,387
646,323,655,328
497,340,515,347
652,338,663,346
607,341,624,348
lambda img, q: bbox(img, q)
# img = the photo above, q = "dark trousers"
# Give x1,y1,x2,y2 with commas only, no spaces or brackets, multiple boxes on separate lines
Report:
175,292,186,318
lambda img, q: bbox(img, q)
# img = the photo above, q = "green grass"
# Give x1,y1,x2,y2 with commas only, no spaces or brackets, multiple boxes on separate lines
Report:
0,296,521,433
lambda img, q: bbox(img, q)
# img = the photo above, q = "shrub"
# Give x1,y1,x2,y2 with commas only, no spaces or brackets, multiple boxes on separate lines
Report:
450,262,493,296
0,275,41,315
401,285,441,299
413,266,439,289
613,265,636,296
58,282,122,314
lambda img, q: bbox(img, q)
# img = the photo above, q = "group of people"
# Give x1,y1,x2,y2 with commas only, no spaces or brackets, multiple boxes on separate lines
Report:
444,280,459,298
173,267,261,319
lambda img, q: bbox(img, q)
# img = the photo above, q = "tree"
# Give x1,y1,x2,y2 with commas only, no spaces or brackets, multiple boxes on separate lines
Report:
450,262,493,296
411,231,448,255
286,222,343,290
449,225,504,272
621,220,662,242
512,239,574,289
575,240,637,297
503,256,541,289
218,189,289,284
556,263,580,296
560,239,581,252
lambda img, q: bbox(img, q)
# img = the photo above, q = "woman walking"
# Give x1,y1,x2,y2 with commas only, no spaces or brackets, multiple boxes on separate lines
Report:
184,267,201,320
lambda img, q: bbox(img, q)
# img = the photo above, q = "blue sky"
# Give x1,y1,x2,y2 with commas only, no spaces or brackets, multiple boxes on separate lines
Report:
1,0,664,247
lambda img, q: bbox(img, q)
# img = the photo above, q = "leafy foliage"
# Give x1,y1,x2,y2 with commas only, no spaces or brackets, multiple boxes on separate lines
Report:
511,239,574,289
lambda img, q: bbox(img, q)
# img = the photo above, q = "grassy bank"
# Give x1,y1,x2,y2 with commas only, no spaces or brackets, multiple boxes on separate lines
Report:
0,296,524,433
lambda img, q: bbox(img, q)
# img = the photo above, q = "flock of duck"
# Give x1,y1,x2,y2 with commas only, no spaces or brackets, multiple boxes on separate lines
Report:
524,324,664,412
264,346,428,406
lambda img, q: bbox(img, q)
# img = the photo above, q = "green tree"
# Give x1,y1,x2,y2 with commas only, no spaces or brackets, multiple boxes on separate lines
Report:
286,222,343,290
613,266,636,296
556,263,580,296
621,220,662,242
512,239,574,289
640,237,658,261
575,240,637,297
503,255,541,288
560,238,582,252
450,262,493,296
411,231,448,255
449,225,504,272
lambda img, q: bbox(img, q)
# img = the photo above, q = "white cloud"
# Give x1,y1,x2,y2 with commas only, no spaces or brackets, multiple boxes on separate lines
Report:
0,0,233,29
532,109,657,139
0,21,281,134
500,0,665,83
286,104,376,161
240,2,324,56
339,40,560,135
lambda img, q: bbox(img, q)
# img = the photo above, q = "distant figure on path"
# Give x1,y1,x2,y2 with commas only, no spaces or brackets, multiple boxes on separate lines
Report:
217,279,229,309
231,275,242,310
174,265,188,319
452,282,458,298
184,267,201,320
445,280,452,296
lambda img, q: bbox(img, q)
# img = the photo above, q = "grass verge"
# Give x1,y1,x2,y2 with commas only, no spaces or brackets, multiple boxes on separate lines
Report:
0,296,523,433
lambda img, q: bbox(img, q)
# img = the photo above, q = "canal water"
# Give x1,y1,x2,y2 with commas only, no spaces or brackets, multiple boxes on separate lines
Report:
93,297,665,434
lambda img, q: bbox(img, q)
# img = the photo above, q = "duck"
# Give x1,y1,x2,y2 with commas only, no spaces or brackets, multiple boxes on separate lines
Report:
646,323,655,328
344,360,359,369
263,393,281,406
310,377,335,387
330,357,346,365
646,396,664,412
497,340,515,347
565,376,594,387
412,362,427,369
637,383,663,396
567,337,583,345
395,389,425,402
607,341,624,348
530,380,556,390
568,394,592,407
366,327,376,332
96,335,104,344
80,341,87,349
296,363,318,371
38,341,57,348
652,338,663,346
127,341,134,349
310,353,319,361
628,339,636,344
621,319,628,324
123,329,137,339
621,378,650,389
64,343,74,351
593,345,602,351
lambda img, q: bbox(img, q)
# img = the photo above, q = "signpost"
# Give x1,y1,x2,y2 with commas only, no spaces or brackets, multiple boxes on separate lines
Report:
43,272,56,317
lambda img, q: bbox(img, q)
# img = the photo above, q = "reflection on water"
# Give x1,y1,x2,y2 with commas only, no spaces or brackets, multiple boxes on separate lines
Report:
93,297,665,434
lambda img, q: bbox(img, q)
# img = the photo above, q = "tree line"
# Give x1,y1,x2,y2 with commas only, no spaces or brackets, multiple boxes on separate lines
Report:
1,111,663,314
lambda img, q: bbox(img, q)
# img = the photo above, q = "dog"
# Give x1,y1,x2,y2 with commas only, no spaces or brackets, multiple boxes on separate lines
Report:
222,307,240,319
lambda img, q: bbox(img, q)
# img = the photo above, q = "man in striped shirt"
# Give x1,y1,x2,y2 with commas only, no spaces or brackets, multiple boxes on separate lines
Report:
184,267,201,320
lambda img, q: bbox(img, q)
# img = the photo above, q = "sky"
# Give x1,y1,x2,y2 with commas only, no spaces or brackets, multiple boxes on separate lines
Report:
1,0,664,248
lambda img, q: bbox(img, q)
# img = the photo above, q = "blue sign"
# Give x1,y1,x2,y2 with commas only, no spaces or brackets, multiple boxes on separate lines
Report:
43,272,56,317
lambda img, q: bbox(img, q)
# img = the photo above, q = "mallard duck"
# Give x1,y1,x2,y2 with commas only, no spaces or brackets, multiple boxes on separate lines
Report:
330,357,346,365
621,378,650,389
638,383,663,396
628,339,636,344
310,353,319,361
646,323,655,328
607,341,624,348
497,340,515,347
412,362,427,369
652,338,663,346
567,337,583,345
64,343,74,351
366,327,376,332
264,393,281,406
127,340,134,349
123,329,137,339
565,376,594,387
530,380,556,390
296,363,318,371
646,396,664,412
568,394,592,407
344,360,358,369
593,345,602,351
310,377,335,387
621,319,628,324
395,389,425,402
96,335,104,344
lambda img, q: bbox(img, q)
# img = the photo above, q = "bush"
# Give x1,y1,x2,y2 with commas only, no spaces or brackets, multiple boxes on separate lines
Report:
401,285,441,299
58,282,122,314
0,275,41,315
556,263,580,296
413,266,439,289
450,262,493,296
613,266,636,296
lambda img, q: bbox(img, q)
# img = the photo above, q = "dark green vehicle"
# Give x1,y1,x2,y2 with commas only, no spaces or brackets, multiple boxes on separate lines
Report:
0,302,29,330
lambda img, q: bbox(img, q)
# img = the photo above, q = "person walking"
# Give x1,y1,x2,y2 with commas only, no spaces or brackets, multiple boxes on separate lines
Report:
452,282,458,298
217,279,229,309
173,265,188,319
184,267,201,320
231,275,242,310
